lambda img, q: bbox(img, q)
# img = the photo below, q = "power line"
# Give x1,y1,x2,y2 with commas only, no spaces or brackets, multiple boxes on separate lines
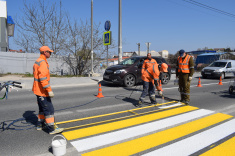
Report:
183,0,235,19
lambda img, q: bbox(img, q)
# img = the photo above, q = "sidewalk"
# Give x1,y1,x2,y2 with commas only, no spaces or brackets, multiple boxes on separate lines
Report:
0,75,103,90
0,72,202,90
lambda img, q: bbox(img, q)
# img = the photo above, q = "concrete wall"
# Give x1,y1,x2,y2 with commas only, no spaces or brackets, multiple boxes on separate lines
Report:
0,52,70,75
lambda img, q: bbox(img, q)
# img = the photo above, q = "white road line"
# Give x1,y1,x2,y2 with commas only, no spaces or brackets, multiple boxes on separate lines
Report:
70,109,214,152
54,111,73,116
75,103,131,113
143,118,235,156
158,103,182,109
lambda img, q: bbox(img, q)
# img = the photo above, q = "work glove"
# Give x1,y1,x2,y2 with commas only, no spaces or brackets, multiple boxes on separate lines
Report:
189,76,192,81
158,90,163,97
48,91,54,98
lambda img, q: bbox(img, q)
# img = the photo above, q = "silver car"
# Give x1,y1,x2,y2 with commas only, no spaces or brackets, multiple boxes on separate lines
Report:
201,60,235,79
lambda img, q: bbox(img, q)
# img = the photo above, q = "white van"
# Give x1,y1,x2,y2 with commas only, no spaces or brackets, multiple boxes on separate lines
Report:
201,60,235,79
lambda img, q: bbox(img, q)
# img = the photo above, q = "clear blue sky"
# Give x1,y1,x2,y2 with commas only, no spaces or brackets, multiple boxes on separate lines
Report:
4,0,235,54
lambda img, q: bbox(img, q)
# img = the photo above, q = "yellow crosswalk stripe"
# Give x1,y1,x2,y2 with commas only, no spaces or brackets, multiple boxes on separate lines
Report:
62,106,198,140
200,136,235,156
82,113,232,156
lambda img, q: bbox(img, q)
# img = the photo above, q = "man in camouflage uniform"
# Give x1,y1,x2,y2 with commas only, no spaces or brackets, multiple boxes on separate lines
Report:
176,49,194,105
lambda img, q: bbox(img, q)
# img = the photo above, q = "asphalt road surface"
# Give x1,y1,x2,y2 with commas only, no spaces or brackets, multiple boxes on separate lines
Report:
0,76,235,155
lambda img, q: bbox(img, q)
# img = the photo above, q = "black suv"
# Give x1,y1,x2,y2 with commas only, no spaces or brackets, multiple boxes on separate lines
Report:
103,56,171,87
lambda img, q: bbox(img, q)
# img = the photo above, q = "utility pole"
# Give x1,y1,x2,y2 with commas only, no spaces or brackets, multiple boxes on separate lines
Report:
145,42,151,54
91,0,94,75
137,43,140,56
118,0,122,63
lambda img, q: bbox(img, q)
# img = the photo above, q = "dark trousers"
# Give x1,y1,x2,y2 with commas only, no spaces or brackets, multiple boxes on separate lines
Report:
140,81,155,101
36,95,55,130
179,73,191,102
37,95,54,116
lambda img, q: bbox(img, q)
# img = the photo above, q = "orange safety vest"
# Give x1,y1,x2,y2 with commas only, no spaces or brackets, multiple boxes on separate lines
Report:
141,58,159,82
177,54,191,73
32,54,52,97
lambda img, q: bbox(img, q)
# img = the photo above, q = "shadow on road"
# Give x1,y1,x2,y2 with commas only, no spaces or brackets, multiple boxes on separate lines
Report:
211,90,235,99
22,111,38,126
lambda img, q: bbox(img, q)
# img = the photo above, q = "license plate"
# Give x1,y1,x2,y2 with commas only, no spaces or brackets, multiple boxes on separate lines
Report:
104,75,109,79
205,72,211,75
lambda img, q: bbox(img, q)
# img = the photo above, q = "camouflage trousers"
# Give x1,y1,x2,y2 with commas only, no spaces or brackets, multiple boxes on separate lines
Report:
178,73,191,102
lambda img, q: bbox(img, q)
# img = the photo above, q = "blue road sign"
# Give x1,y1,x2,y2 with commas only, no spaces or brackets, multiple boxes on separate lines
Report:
103,31,111,45
104,20,111,31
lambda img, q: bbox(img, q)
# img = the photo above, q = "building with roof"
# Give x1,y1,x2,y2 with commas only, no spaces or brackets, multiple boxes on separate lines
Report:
137,50,161,57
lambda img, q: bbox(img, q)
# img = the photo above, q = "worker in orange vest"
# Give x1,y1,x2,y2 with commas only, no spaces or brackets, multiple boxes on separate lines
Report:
138,53,161,106
32,46,64,134
176,49,194,105
160,63,168,73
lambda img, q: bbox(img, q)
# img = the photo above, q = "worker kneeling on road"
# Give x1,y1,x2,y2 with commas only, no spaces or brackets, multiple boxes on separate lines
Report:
32,46,64,135
138,53,161,106
176,49,194,105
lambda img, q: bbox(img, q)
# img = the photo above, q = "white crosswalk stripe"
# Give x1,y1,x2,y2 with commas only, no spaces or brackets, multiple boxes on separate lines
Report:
71,109,213,152
143,119,235,156
60,103,235,155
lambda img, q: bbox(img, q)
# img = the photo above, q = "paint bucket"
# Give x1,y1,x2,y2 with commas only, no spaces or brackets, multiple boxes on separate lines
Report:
52,135,67,156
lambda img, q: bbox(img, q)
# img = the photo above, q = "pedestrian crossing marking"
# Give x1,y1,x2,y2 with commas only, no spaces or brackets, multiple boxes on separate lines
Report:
62,105,198,140
82,113,232,156
70,109,213,152
200,136,235,156
142,118,235,155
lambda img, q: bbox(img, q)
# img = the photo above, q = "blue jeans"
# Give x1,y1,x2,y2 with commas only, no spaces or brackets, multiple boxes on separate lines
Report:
140,81,155,101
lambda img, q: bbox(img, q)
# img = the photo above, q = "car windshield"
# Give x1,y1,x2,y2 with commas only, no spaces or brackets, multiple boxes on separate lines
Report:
209,62,227,67
118,57,139,65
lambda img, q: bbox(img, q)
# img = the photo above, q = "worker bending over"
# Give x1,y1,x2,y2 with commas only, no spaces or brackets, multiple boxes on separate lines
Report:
138,53,162,106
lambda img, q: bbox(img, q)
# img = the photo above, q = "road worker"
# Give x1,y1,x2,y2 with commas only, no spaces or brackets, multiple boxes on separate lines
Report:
160,63,168,73
138,53,161,106
32,46,64,134
176,49,194,105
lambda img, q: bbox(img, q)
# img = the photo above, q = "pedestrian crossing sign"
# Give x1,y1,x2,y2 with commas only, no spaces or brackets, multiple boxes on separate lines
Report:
103,31,111,45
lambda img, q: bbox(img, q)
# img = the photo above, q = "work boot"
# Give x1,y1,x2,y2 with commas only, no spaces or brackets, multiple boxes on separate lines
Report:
36,123,42,131
181,100,189,105
137,98,144,107
36,122,46,131
49,125,64,135
150,95,157,104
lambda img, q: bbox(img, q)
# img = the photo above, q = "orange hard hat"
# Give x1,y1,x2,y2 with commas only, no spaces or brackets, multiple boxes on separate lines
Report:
160,63,168,72
39,46,54,52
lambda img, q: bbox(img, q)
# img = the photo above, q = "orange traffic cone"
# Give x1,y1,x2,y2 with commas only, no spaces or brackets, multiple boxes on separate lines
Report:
197,77,202,87
96,83,104,98
218,76,223,85
159,80,163,91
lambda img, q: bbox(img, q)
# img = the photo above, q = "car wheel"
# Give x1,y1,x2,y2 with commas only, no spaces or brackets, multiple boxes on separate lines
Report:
229,86,233,94
161,73,170,84
124,74,136,87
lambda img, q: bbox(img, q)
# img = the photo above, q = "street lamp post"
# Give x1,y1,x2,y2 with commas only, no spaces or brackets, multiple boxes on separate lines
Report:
118,0,122,64
91,0,94,76
137,43,140,56
145,42,151,54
